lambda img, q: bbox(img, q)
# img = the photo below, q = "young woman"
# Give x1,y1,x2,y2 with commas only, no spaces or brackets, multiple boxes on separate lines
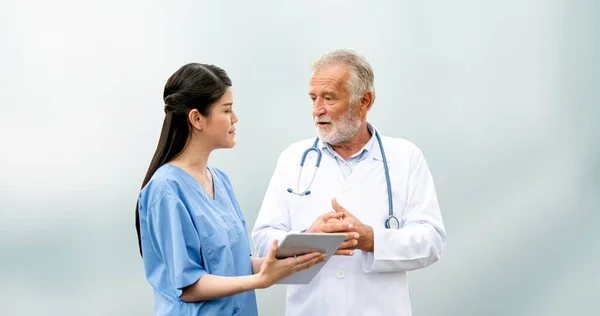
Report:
135,63,327,315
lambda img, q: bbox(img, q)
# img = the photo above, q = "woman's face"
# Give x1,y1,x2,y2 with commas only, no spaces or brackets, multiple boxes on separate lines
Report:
202,87,238,149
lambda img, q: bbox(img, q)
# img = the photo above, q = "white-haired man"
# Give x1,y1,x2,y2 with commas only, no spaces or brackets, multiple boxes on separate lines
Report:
252,49,446,316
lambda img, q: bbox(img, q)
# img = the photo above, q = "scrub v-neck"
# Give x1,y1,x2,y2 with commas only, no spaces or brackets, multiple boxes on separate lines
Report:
167,164,223,206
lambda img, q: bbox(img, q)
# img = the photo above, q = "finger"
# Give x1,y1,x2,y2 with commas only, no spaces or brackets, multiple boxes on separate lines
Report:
321,222,354,233
322,211,344,222
331,198,345,213
332,198,354,217
326,217,345,224
266,240,279,260
334,249,354,256
295,254,327,271
344,232,360,241
284,256,297,266
337,239,358,250
297,251,324,263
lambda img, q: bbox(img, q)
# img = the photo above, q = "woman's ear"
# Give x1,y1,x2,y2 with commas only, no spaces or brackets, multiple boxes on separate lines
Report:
188,109,203,131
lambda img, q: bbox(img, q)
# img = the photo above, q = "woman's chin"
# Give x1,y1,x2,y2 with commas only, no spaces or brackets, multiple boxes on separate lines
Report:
226,138,236,148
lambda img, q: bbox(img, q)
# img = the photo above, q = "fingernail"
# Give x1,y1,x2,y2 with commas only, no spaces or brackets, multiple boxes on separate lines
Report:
348,224,353,229
350,251,354,255
355,233,360,239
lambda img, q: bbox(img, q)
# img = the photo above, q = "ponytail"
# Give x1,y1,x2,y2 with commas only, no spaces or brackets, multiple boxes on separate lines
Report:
135,112,190,257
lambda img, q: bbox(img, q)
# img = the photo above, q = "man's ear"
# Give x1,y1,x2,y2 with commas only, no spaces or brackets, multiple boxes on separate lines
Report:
188,109,203,131
359,90,373,115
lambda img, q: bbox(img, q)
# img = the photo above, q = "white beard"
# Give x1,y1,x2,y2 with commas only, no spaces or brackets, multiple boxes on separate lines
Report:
314,107,362,145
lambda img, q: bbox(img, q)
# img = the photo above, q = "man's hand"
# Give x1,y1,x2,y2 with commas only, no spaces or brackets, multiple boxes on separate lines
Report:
326,198,374,253
306,211,360,256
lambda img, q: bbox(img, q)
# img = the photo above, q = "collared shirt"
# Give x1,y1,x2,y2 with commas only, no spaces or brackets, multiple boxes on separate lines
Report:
320,123,377,181
252,125,446,316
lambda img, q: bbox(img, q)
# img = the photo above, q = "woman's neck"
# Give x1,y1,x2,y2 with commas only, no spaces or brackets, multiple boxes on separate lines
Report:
170,139,215,198
170,139,212,181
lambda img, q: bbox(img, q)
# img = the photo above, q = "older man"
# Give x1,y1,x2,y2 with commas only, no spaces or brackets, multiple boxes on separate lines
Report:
252,49,446,316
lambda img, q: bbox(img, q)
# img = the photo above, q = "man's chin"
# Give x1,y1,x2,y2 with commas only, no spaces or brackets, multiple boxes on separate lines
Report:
315,129,331,142
318,135,339,145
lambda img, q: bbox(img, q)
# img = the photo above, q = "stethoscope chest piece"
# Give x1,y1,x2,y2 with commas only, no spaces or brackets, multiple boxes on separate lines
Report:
385,215,401,229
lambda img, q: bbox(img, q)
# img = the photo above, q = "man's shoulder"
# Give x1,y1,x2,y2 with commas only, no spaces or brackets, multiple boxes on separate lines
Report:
377,133,432,167
380,134,421,154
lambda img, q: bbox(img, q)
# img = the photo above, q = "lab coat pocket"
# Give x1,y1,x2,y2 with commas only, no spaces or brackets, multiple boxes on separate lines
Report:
287,194,320,231
392,198,409,228
202,231,235,275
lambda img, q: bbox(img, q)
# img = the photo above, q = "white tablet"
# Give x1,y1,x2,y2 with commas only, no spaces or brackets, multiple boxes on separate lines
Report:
275,232,347,284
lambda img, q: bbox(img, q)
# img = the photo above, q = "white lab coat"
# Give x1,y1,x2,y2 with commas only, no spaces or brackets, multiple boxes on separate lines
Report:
252,127,446,316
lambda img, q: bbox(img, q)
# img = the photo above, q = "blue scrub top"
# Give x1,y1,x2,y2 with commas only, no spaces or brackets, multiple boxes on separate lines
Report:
138,163,258,316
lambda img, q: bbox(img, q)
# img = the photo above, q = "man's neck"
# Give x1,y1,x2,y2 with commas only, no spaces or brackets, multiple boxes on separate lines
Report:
331,123,372,160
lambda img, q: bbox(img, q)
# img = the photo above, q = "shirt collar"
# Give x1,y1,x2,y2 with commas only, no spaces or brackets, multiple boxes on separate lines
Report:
319,123,382,161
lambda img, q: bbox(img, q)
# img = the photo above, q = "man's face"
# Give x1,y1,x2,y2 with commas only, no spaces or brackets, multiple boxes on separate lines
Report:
308,64,362,145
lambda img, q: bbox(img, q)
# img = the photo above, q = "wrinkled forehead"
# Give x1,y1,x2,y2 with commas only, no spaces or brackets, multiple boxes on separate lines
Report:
309,64,350,94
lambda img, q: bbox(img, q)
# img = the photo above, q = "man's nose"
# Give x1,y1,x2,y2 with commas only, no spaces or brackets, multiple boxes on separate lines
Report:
312,98,326,117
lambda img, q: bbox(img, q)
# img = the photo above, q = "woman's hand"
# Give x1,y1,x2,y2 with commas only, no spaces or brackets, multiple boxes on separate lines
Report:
255,240,326,289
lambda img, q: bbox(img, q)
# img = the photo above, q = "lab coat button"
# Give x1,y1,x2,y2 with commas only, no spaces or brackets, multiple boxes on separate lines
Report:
337,270,345,278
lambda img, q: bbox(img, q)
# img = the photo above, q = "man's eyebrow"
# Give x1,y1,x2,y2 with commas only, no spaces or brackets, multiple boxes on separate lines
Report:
308,90,337,97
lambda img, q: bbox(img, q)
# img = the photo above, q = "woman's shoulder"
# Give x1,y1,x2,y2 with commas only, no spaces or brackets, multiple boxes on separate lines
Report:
138,164,184,207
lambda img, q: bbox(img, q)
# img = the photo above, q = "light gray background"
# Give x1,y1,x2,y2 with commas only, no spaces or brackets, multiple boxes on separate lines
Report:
0,0,598,315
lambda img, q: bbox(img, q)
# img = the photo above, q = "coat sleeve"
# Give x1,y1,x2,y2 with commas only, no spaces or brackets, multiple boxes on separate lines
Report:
362,148,447,273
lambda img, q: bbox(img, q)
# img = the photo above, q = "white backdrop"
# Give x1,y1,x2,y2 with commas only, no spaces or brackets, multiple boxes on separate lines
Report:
1,0,598,315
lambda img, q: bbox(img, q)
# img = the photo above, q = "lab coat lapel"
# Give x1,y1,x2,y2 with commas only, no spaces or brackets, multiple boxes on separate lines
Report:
287,138,397,231
336,156,391,229
287,150,344,230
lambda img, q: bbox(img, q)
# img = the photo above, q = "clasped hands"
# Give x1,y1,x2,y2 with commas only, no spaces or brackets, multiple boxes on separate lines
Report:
305,198,374,255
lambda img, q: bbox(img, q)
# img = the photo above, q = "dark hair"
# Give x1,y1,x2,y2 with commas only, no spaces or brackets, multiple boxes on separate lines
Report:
135,63,232,257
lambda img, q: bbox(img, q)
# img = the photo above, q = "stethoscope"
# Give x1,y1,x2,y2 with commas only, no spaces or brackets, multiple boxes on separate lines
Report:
287,131,401,229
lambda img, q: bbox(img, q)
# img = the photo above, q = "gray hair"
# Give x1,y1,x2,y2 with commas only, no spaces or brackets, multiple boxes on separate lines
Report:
311,49,375,106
